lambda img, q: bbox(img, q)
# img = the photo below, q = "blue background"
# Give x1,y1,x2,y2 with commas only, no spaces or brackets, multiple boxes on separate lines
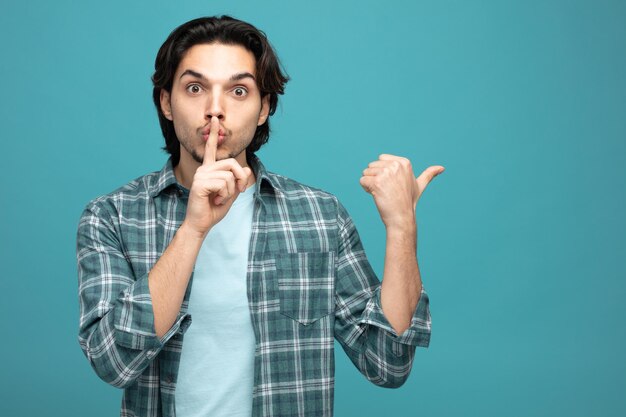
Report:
1,0,625,416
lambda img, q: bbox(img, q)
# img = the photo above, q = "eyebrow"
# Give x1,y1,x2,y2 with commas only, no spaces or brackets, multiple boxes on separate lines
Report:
179,70,256,83
230,72,256,82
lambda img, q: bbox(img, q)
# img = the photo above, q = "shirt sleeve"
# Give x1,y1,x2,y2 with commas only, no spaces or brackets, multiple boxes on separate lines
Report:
333,200,431,388
76,202,190,389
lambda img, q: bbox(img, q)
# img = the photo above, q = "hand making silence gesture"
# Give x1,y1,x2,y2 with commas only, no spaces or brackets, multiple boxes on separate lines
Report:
184,116,254,238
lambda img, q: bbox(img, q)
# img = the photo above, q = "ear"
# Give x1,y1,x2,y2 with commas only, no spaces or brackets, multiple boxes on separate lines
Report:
257,94,270,126
160,89,173,121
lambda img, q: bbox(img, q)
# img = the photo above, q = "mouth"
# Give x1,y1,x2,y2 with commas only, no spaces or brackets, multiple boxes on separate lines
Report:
202,126,226,144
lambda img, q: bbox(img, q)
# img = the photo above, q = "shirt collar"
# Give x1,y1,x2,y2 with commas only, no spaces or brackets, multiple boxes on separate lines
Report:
248,153,279,193
148,154,279,199
148,158,179,198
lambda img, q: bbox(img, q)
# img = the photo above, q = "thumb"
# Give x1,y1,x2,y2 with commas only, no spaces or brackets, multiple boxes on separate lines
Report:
416,165,445,197
215,166,253,205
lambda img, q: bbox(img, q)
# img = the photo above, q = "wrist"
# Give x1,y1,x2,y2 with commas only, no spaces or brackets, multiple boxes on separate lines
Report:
178,221,209,242
384,217,416,235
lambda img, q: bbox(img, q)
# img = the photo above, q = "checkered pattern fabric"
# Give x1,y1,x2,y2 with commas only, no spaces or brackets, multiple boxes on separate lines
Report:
77,155,431,417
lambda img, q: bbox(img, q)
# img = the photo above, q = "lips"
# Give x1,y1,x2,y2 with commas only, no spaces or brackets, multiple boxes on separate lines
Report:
202,126,225,136
202,125,226,144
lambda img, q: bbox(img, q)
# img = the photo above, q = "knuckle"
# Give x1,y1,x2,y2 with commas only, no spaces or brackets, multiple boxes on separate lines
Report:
193,173,204,183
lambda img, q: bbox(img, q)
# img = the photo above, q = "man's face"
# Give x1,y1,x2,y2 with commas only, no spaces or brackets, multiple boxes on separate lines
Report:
160,43,269,167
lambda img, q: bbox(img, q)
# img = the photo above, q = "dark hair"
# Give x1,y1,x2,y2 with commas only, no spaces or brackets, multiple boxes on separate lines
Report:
152,16,289,165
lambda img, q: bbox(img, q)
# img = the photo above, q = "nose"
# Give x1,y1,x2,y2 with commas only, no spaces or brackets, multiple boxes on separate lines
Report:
206,89,225,121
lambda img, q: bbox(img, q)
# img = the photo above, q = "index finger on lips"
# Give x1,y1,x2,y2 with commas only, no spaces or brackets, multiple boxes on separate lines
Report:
203,116,220,166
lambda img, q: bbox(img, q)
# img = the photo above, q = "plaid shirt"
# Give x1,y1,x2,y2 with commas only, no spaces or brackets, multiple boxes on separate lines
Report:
77,155,431,417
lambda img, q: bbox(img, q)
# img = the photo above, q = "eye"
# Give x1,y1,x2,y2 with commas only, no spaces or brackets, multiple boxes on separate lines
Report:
186,84,203,94
232,87,248,97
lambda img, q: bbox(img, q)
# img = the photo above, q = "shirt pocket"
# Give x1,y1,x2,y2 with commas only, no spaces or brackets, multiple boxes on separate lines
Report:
276,251,335,326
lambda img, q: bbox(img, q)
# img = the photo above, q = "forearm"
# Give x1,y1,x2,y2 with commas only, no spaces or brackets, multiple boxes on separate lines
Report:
380,220,422,335
148,222,205,338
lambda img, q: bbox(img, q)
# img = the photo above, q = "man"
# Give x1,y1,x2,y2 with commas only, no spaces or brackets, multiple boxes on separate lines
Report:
77,15,444,417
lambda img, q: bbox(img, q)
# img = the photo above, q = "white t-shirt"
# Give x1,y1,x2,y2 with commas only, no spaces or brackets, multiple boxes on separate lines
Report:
175,184,257,417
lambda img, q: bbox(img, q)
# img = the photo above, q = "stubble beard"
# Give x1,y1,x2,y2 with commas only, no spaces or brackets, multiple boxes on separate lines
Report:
177,121,256,165
184,136,248,165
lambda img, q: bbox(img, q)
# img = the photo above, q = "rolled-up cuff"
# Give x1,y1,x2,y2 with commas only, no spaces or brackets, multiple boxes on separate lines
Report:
360,287,431,348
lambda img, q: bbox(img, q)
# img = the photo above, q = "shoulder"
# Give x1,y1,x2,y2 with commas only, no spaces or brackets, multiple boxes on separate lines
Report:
262,171,356,227
80,170,162,222
266,171,338,204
